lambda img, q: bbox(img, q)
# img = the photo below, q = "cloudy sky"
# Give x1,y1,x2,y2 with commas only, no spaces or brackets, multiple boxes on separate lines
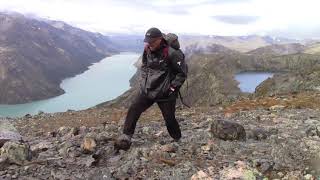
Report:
0,0,319,39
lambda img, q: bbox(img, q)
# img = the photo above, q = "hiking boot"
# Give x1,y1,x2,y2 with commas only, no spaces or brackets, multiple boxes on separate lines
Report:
114,134,132,151
170,136,181,143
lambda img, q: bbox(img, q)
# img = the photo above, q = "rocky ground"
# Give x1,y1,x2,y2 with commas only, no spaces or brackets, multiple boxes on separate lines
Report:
0,92,320,179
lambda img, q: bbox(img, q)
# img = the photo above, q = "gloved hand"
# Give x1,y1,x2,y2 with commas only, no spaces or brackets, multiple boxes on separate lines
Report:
167,86,175,96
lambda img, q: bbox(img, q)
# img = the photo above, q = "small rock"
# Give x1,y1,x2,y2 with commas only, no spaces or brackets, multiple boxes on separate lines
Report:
201,145,211,152
11,174,18,179
282,171,303,179
155,131,164,137
69,127,80,136
142,127,152,135
79,126,89,135
57,126,71,137
81,137,97,153
96,132,112,143
277,172,284,178
58,141,74,156
47,131,57,137
253,159,274,173
0,156,8,170
269,105,285,111
306,125,320,137
220,161,263,179
31,141,54,153
24,114,32,118
84,155,97,167
210,119,246,141
247,128,270,140
191,170,211,180
304,174,314,180
161,144,178,153
224,112,235,118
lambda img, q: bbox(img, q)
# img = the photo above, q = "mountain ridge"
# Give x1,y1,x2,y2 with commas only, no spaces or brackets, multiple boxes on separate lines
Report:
0,12,122,104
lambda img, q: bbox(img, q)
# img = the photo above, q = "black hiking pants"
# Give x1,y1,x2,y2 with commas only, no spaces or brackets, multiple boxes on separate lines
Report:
123,93,181,140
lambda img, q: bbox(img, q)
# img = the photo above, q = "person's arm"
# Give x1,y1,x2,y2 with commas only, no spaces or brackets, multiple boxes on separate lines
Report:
140,50,149,73
169,50,187,92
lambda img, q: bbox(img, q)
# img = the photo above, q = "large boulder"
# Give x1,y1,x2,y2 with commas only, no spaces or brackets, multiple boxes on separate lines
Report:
0,118,22,147
210,119,246,141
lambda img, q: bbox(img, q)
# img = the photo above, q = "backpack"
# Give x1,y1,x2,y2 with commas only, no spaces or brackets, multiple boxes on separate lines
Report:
163,33,188,74
163,33,190,108
163,33,181,50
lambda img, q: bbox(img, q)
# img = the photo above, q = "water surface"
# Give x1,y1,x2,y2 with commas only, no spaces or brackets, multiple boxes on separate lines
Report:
235,72,274,93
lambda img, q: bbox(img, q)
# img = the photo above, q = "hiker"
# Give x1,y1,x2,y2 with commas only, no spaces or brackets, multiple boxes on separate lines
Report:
114,27,188,151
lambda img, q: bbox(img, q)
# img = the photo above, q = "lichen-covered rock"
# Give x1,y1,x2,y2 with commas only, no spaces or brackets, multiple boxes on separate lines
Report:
210,119,246,141
0,141,31,165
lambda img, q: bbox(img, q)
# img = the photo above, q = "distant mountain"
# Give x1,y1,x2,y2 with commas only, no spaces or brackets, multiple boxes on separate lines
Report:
47,21,144,53
247,43,306,56
179,35,300,53
0,12,122,104
108,35,144,53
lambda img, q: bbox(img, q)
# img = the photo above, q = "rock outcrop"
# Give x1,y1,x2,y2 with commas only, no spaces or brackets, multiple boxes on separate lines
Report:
0,118,22,147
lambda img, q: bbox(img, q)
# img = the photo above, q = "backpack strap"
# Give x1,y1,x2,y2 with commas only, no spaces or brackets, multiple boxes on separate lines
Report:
163,46,191,108
162,46,169,60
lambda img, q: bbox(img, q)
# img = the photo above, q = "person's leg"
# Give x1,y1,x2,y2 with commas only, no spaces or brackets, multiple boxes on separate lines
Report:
115,93,154,151
123,93,154,136
157,99,182,140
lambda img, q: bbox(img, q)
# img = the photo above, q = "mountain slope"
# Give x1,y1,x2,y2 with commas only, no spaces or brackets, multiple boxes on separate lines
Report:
304,42,320,54
247,43,305,56
0,12,120,104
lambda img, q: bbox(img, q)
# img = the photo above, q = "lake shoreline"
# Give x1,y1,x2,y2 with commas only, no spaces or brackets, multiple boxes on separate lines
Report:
0,52,139,118
235,72,274,93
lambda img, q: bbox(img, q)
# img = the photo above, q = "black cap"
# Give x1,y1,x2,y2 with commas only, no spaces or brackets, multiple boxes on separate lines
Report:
144,27,162,43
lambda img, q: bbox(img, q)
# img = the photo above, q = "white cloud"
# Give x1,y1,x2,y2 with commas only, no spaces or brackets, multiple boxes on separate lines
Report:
0,0,319,38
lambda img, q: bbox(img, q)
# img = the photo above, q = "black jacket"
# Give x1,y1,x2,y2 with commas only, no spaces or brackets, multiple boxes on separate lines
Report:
139,41,187,101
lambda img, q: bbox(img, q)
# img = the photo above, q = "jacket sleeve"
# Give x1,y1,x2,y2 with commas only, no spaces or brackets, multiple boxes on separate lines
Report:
140,50,148,72
169,50,187,89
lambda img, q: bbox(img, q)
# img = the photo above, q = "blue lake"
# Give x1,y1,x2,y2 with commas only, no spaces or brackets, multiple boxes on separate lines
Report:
0,52,140,118
235,72,274,93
